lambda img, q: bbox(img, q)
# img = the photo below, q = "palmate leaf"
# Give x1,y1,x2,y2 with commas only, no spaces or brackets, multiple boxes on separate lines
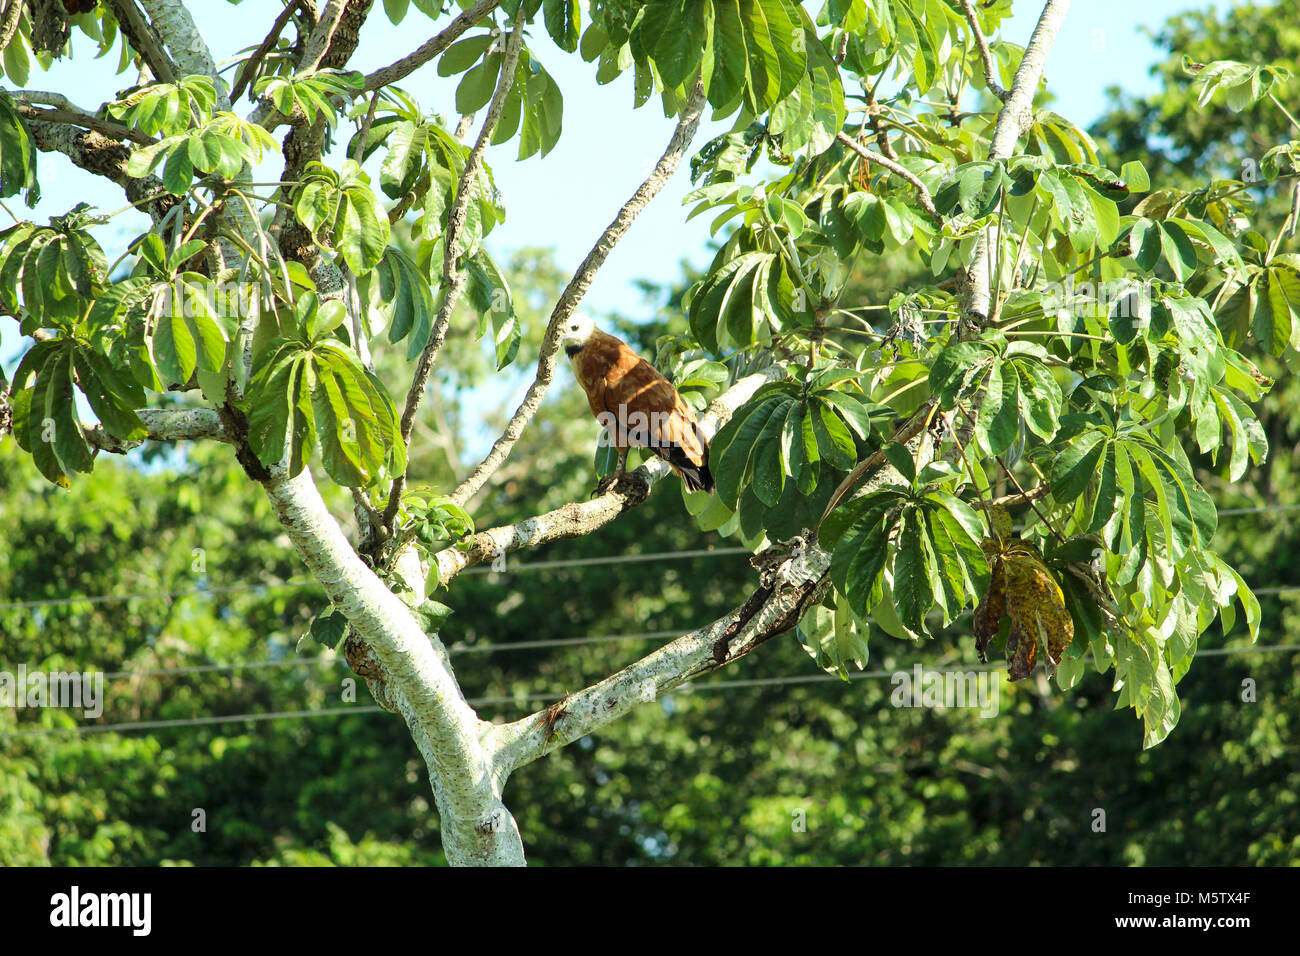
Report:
149,275,228,385
1046,421,1218,589
687,0,809,116
305,607,350,651
465,248,520,370
254,69,363,128
688,249,804,353
72,345,146,441
1186,58,1292,113
438,34,495,77
1203,384,1268,482
109,75,218,137
711,371,880,515
0,220,109,326
823,485,987,634
515,51,565,160
294,161,391,274
975,539,1075,679
823,487,904,618
634,0,706,88
768,21,845,156
375,245,435,358
10,341,95,486
125,112,277,194
929,339,1063,452
797,587,869,680
1112,626,1180,749
311,348,389,488
0,93,38,200
710,381,798,505
456,51,503,114
543,0,581,53
892,511,934,633
245,297,405,487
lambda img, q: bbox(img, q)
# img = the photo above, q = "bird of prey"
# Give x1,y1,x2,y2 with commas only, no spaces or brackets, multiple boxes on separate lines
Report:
559,315,714,493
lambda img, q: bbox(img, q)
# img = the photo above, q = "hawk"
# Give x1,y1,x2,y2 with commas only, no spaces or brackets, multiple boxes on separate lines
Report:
560,315,714,493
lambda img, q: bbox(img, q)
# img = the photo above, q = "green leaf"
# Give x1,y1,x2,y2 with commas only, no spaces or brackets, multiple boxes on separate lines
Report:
0,93,37,199
893,511,933,633
1049,429,1106,503
797,590,869,679
307,608,350,649
337,185,391,274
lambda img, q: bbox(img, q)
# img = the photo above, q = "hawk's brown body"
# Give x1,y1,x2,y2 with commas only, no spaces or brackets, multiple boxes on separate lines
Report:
566,328,714,492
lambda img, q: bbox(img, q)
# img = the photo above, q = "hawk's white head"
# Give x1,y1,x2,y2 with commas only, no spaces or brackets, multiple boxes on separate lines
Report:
560,314,597,357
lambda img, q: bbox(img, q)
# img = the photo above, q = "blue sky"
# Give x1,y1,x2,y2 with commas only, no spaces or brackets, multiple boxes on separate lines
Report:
10,0,1204,322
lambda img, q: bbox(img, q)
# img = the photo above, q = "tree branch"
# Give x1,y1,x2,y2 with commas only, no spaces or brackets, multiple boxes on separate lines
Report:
295,0,349,73
83,408,228,454
962,0,1072,324
361,0,498,92
229,0,306,103
138,0,227,103
0,1,23,54
382,15,527,532
990,485,1048,508
260,464,525,865
487,539,831,774
449,76,709,508
14,101,155,146
103,0,180,85
959,0,1009,102
25,120,179,222
836,131,939,222
429,368,782,585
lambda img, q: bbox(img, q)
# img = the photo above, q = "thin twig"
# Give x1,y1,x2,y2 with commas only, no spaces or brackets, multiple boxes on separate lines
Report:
13,103,155,146
380,15,527,532
958,0,1009,102
230,0,305,102
954,402,1065,544
362,0,499,92
836,131,939,222
818,403,934,524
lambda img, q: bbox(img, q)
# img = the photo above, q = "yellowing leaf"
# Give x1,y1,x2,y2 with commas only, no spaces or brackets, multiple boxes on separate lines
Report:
974,540,1076,680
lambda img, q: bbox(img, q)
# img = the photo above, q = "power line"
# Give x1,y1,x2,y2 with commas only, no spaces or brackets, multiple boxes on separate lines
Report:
462,547,750,574
103,657,342,680
1218,504,1300,516
89,630,690,683
45,598,1300,686
2,500,1298,612
446,629,683,655
0,580,316,611
2,643,1295,740
0,706,384,738
0,548,750,611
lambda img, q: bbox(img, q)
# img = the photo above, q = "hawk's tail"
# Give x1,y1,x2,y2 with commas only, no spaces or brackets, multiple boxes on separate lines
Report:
676,459,714,494
656,421,714,493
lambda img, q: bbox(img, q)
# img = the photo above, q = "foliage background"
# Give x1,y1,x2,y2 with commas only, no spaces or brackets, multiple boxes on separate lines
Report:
1,0,1297,865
